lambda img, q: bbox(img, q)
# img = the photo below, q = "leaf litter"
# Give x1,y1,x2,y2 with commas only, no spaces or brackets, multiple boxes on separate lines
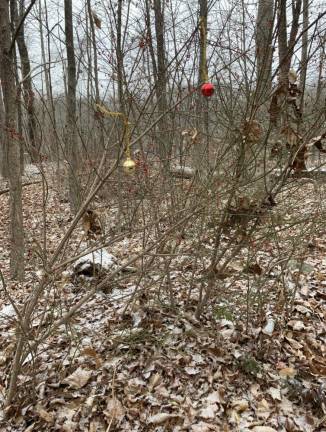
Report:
0,170,325,431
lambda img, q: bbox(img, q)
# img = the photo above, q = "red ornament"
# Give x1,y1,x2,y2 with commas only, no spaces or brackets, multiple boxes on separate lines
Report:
201,82,215,97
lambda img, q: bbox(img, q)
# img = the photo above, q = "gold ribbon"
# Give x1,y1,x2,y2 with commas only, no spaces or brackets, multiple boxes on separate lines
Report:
95,103,132,159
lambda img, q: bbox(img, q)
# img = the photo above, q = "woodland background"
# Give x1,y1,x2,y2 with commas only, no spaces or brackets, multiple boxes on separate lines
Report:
0,0,326,430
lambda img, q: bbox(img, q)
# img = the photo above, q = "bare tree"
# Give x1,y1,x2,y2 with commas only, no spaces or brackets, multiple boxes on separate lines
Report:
0,82,8,177
116,0,125,114
299,0,308,103
277,0,302,87
153,0,170,162
255,0,274,102
14,0,38,161
0,0,24,280
64,0,81,213
194,0,209,172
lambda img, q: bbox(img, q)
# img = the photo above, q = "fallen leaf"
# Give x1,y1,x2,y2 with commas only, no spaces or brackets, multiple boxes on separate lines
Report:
262,319,275,336
200,404,218,419
232,399,249,413
82,346,102,368
147,413,176,424
63,367,91,389
206,391,223,404
287,320,305,331
104,398,125,422
185,367,200,375
279,367,296,378
252,427,278,432
35,404,54,423
148,372,161,391
191,421,215,431
255,398,270,420
268,387,282,401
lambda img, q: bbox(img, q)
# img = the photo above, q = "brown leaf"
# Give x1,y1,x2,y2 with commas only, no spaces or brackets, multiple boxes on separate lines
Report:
35,404,54,423
64,367,91,389
279,367,296,378
92,11,101,29
104,398,125,423
82,346,102,368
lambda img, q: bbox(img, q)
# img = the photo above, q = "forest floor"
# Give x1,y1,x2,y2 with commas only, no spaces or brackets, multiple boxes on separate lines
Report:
0,165,325,432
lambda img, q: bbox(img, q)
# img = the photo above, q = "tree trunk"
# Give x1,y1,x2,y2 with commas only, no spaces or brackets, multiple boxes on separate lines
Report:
39,0,58,162
0,83,8,177
15,0,38,161
299,0,308,106
153,0,170,163
10,0,24,172
278,0,302,87
275,0,305,173
64,0,81,213
194,0,209,173
0,0,24,280
116,0,125,114
255,0,274,102
315,35,325,106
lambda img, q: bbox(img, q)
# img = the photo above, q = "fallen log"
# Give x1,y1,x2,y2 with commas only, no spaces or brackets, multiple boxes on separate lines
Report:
169,165,196,178
0,180,42,196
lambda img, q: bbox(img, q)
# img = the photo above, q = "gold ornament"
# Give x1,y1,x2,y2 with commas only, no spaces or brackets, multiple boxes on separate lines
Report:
95,104,135,176
123,157,136,173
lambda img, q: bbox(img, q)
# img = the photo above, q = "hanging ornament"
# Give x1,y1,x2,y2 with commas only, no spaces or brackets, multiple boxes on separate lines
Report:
201,82,214,97
123,157,136,172
122,120,135,174
95,104,136,175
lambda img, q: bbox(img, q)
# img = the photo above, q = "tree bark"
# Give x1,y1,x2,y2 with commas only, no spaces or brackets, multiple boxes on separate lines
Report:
0,83,8,177
0,0,24,280
14,0,38,161
64,0,81,213
299,0,308,105
278,0,302,87
116,0,125,114
153,0,170,163
194,0,210,173
255,0,274,102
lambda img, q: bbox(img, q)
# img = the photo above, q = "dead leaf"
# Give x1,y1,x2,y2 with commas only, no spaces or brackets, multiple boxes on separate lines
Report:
262,319,275,336
147,412,177,424
279,367,296,378
256,398,270,420
191,422,215,432
92,11,102,29
148,372,161,391
104,398,125,422
35,404,54,423
200,404,218,419
268,387,282,401
252,427,278,432
232,399,249,413
63,367,91,389
206,391,223,404
185,367,200,375
82,346,102,368
287,320,305,331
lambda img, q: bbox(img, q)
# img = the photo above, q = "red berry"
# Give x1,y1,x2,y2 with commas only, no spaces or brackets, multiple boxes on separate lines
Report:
201,82,215,97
